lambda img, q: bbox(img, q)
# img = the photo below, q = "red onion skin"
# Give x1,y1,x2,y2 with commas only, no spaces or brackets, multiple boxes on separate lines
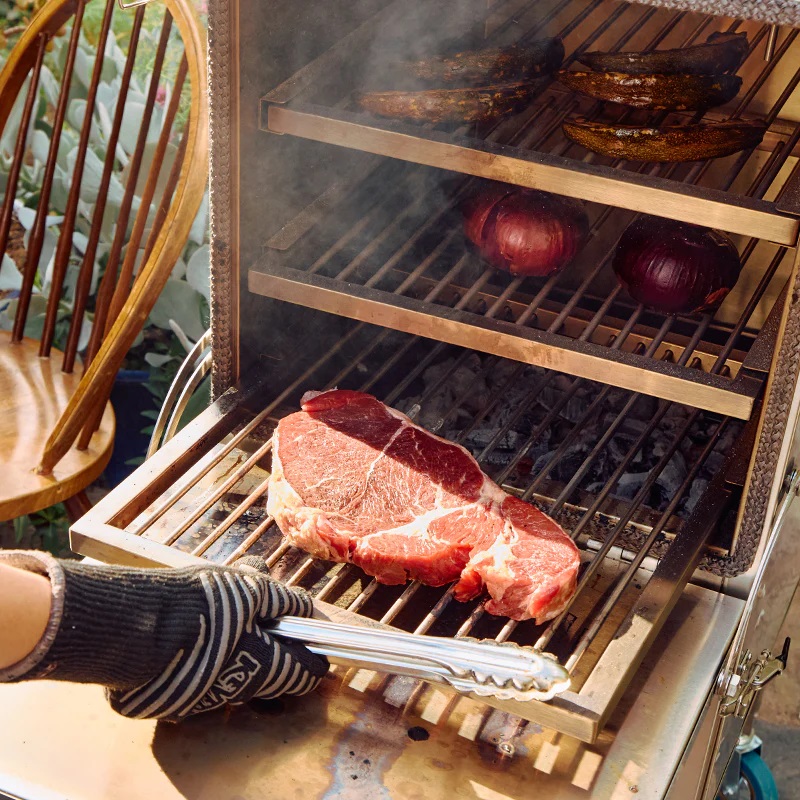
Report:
461,183,514,247
462,186,589,277
612,217,741,315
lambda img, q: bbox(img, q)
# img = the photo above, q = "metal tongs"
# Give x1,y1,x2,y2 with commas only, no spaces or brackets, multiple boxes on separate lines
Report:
270,616,571,702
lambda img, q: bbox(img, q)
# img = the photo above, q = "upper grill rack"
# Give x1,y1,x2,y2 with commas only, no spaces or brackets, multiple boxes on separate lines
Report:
253,0,800,420
72,318,752,742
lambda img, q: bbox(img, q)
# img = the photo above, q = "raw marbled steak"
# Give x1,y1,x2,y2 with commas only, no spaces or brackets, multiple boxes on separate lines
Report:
267,389,580,622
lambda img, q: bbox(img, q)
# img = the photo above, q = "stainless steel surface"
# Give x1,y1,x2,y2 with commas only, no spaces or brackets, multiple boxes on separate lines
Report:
717,467,800,718
0,580,744,800
58,0,800,796
665,691,725,800
271,616,572,701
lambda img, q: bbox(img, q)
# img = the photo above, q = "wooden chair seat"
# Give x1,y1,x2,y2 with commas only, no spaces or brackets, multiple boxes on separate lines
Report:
0,332,114,521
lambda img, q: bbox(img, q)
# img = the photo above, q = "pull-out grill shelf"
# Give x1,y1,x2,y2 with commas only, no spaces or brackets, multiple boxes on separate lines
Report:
73,321,755,743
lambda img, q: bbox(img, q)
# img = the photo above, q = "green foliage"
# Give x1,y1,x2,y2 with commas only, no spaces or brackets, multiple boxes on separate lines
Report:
14,504,70,556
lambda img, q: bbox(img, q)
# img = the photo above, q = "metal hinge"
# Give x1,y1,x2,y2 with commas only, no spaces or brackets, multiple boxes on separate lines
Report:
779,460,797,504
719,637,791,718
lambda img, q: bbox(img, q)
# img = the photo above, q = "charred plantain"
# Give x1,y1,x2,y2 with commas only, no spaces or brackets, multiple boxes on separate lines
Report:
404,38,564,86
562,118,767,162
557,71,741,110
354,80,548,124
577,31,749,75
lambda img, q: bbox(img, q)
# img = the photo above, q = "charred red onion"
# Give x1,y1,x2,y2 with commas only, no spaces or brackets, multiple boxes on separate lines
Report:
612,216,741,315
462,184,589,277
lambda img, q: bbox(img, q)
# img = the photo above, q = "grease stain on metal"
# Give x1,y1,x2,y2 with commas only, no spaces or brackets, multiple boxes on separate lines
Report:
323,701,407,799
407,726,430,741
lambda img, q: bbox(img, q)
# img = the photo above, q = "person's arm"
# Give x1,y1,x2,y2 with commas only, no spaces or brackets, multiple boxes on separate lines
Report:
0,563,51,670
0,551,328,721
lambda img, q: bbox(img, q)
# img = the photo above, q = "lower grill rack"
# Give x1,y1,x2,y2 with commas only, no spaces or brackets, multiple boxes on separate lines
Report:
71,321,754,742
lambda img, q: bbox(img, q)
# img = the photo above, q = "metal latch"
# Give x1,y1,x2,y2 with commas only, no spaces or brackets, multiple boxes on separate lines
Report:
719,637,791,718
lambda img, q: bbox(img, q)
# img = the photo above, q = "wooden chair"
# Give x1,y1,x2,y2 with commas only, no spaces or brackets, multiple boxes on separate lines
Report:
0,0,208,521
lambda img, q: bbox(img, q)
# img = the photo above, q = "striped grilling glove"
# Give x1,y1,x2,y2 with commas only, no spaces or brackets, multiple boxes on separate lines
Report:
0,551,329,721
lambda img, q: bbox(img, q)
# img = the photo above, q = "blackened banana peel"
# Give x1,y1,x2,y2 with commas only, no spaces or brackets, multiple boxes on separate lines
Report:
577,31,749,76
404,38,564,86
562,118,767,162
557,70,741,111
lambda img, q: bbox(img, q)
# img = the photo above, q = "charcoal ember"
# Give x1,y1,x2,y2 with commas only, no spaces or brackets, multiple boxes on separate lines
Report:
446,355,492,411
659,405,691,436
395,352,737,526
698,449,726,477
486,359,541,390
615,417,648,439
451,428,522,451
628,393,659,420
482,451,518,468
480,365,545,432
395,396,420,417
524,436,552,465
401,355,492,431
536,385,593,423
613,471,648,500
534,440,592,482
608,435,636,464
650,451,688,509
683,478,709,515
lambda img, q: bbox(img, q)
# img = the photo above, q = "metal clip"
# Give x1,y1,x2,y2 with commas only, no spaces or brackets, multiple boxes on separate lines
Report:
752,637,791,690
719,637,790,718
779,462,797,503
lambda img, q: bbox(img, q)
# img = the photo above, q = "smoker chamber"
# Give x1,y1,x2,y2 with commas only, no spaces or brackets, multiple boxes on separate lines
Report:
69,0,800,797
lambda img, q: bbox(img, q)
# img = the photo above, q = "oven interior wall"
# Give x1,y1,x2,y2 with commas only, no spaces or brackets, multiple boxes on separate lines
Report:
236,0,800,393
235,0,486,377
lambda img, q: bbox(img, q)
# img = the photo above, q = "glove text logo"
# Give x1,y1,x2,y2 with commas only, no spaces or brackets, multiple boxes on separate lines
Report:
198,651,261,708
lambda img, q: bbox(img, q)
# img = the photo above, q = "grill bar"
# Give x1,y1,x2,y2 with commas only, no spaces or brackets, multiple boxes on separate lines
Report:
562,414,732,666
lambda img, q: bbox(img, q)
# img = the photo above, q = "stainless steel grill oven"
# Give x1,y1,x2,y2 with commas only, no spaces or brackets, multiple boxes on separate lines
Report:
71,0,800,796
